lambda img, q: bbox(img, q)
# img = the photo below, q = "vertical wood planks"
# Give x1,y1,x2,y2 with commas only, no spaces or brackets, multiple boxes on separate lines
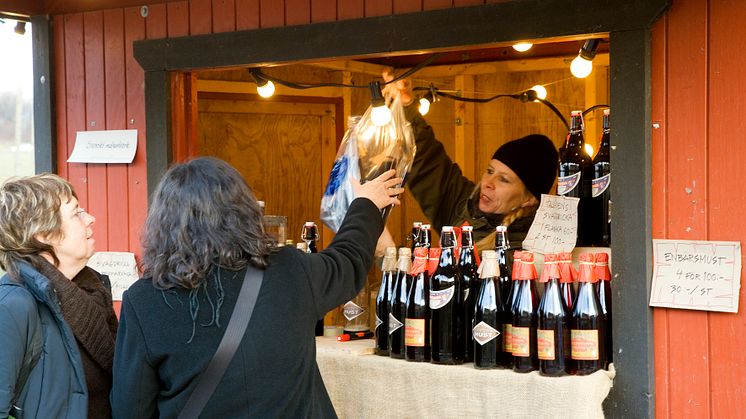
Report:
167,1,190,37
423,0,452,11
212,0,236,33
706,1,746,416
285,0,311,25
145,3,167,39
236,0,260,30
663,0,711,417
124,7,147,259
190,0,213,35
63,13,88,209
54,15,68,179
311,0,336,22
84,11,109,250
651,13,670,419
365,0,392,17
103,9,129,253
393,0,422,14
338,0,364,19
260,0,285,27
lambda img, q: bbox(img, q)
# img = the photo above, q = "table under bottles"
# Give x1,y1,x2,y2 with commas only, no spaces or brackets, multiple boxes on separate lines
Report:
315,336,614,419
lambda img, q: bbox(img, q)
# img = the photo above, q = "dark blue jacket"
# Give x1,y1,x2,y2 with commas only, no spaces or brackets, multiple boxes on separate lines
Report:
0,262,88,419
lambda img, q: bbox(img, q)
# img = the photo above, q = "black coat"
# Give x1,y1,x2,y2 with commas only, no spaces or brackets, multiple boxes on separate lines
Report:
111,198,383,418
404,106,534,248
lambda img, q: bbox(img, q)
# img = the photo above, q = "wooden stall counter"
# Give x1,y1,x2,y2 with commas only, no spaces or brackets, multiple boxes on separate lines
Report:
316,336,615,419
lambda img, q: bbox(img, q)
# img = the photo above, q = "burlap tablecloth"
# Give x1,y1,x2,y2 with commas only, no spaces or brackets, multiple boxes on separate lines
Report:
316,337,614,419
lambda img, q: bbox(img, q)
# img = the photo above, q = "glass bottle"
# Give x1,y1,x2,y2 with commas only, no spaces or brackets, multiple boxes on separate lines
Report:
512,251,539,373
558,110,592,246
591,109,611,247
537,254,569,376
419,224,432,250
559,252,576,313
571,253,606,375
430,226,463,365
594,252,612,366
405,246,430,362
495,226,512,308
375,247,397,356
501,250,523,369
473,250,502,369
458,225,479,363
409,221,422,257
301,221,324,336
343,284,370,333
389,247,412,359
427,246,441,278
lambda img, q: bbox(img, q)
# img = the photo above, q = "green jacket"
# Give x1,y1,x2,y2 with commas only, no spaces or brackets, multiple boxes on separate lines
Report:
404,105,534,250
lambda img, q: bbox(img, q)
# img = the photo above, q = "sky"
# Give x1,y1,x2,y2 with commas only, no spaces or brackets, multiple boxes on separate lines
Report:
0,19,33,99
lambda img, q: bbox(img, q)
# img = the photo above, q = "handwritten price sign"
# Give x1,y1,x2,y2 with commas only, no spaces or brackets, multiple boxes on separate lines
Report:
87,252,140,301
649,239,741,313
522,194,579,254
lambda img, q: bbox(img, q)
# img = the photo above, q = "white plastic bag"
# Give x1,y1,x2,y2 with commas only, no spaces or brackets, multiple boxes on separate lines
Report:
320,97,416,232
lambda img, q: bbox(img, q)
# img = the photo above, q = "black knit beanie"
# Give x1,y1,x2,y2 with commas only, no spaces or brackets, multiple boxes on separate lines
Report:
491,134,559,199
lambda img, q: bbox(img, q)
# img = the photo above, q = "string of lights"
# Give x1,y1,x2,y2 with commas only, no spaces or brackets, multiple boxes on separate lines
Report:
248,42,606,129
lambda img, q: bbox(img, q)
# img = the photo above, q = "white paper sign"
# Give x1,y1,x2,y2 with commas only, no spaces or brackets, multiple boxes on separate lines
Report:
87,252,139,301
522,194,579,254
649,239,741,313
67,129,138,163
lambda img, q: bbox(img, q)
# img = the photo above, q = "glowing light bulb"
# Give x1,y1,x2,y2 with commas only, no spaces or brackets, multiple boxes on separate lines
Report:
570,55,593,78
584,143,595,157
530,85,547,101
257,80,275,98
418,97,431,116
371,105,392,126
512,42,533,52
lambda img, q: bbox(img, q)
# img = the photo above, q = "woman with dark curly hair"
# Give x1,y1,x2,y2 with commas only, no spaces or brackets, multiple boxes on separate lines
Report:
0,174,117,419
111,157,402,418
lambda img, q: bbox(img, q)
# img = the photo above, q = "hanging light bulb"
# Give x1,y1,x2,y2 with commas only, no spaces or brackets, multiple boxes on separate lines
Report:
418,87,437,116
530,85,547,101
369,81,391,126
570,39,600,79
584,143,595,157
249,68,275,98
512,42,533,52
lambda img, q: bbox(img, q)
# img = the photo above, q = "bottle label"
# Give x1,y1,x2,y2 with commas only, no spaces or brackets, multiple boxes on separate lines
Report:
429,286,455,310
592,174,611,197
512,326,530,356
375,314,382,331
343,301,365,321
557,172,581,195
404,318,426,347
388,313,403,335
503,324,513,353
537,329,556,360
473,321,500,346
571,329,600,360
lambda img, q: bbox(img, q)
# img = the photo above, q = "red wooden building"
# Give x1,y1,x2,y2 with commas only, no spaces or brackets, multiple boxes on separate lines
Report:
1,0,744,417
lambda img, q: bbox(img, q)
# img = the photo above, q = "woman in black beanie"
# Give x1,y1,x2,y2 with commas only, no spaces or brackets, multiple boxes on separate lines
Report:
381,73,559,253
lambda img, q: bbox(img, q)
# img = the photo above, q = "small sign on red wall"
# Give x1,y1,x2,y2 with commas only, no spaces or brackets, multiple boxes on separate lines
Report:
649,239,741,313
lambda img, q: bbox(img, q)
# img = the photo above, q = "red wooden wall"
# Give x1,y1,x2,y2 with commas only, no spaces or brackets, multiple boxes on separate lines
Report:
652,0,746,417
48,0,746,416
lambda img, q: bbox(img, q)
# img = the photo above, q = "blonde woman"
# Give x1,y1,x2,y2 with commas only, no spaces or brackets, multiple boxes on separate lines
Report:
0,174,118,419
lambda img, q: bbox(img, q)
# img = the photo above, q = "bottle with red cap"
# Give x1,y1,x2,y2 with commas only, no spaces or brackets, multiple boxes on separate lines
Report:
405,246,430,362
458,225,479,363
512,252,539,373
374,246,397,356
559,252,577,312
594,252,612,365
473,250,503,369
571,253,606,375
430,226,464,365
389,247,412,359
500,250,523,369
537,254,569,376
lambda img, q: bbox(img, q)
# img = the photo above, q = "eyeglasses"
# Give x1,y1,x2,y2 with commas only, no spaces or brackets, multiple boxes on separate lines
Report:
74,207,89,220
